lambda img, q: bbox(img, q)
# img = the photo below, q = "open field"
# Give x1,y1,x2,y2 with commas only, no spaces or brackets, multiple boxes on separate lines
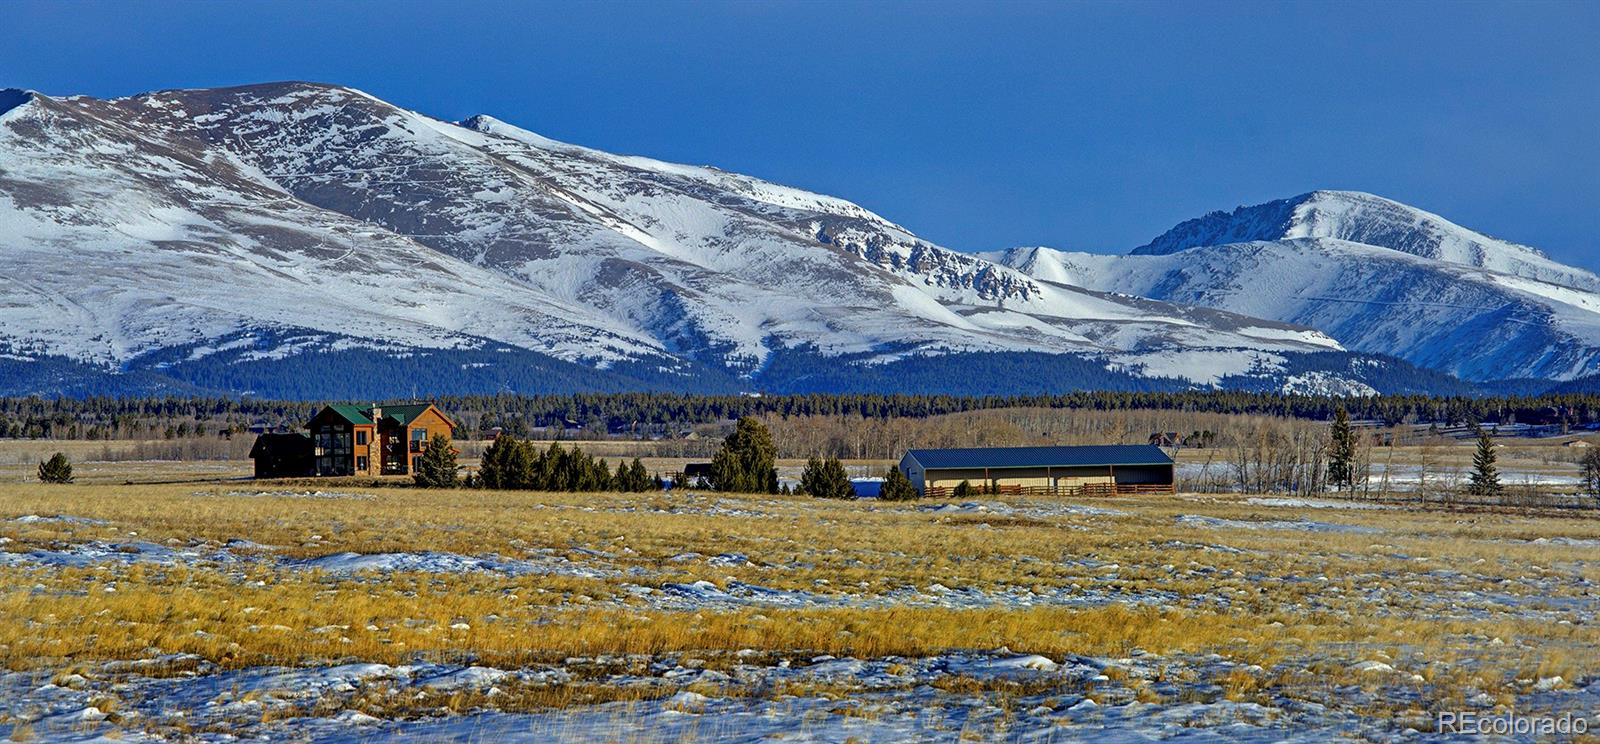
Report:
3,462,1600,741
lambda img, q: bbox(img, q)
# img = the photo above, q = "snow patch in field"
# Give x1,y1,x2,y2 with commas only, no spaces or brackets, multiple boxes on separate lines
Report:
8,514,109,525
1175,515,1380,534
1244,497,1397,511
292,551,608,577
919,501,1126,517
214,489,377,501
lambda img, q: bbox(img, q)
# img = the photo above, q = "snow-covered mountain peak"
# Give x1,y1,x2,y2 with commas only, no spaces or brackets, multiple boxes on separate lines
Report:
1133,190,1597,292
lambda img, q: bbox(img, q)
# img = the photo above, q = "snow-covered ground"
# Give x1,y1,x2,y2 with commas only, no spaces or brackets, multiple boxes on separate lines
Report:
15,647,1566,742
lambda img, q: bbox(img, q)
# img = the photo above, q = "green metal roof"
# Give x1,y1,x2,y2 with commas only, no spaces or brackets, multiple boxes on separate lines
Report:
376,404,436,425
320,404,374,426
307,403,455,429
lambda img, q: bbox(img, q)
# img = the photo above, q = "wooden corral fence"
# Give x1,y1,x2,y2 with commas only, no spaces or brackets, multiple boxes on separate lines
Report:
922,483,1174,498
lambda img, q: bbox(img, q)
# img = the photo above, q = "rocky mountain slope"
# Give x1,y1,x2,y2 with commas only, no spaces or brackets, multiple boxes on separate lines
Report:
990,191,1600,383
1,82,1385,397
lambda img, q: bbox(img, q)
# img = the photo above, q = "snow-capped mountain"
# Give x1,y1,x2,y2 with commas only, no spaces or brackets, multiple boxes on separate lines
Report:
1,82,1382,396
989,191,1600,382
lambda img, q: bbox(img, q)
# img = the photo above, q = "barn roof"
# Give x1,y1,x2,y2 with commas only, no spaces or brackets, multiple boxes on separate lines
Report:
904,444,1173,470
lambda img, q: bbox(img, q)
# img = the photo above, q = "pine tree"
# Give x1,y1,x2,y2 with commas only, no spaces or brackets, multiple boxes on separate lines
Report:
798,456,825,496
628,458,652,491
413,433,458,488
37,452,73,484
477,434,517,489
709,417,778,493
832,461,854,498
879,467,918,501
1327,406,1355,491
1468,429,1502,498
505,438,537,489
799,456,854,498
952,480,974,498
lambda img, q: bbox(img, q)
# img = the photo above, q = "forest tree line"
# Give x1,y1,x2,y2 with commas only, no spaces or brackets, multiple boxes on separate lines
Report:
2,390,1599,442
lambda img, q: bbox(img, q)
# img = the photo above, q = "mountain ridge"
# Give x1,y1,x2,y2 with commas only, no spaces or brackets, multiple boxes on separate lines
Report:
2,82,1592,396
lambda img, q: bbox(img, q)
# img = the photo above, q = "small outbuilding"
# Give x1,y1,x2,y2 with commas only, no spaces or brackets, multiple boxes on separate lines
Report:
898,444,1175,497
248,433,314,478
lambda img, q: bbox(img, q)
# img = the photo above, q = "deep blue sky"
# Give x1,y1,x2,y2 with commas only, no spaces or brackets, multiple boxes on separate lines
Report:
4,0,1597,269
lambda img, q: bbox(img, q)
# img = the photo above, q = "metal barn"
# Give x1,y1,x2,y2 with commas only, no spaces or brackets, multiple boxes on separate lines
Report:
898,444,1175,498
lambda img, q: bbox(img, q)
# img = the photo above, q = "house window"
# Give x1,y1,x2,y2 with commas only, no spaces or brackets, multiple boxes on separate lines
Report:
356,456,369,472
356,431,368,446
411,456,420,472
412,429,426,441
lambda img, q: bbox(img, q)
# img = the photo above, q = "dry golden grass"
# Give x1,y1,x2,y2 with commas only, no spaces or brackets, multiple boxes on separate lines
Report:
3,473,1599,718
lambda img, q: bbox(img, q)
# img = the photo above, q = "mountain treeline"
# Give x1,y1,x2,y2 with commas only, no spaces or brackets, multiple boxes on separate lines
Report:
1,390,1599,441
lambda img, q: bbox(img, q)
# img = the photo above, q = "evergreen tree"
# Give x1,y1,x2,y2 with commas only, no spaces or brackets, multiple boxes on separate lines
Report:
709,417,778,493
952,480,974,498
505,438,537,489
413,433,459,488
614,460,631,492
879,467,918,501
799,456,854,498
1468,429,1502,498
1327,406,1355,491
798,456,825,496
37,452,73,484
477,434,517,489
628,458,652,491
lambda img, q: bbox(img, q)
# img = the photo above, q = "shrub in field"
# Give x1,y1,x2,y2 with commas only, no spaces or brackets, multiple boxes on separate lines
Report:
37,452,73,484
953,480,974,498
880,467,918,501
800,456,854,499
413,433,459,488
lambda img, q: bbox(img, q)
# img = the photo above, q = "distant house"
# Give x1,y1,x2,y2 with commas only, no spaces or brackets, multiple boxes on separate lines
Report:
249,403,457,478
1149,432,1182,448
898,444,1175,498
